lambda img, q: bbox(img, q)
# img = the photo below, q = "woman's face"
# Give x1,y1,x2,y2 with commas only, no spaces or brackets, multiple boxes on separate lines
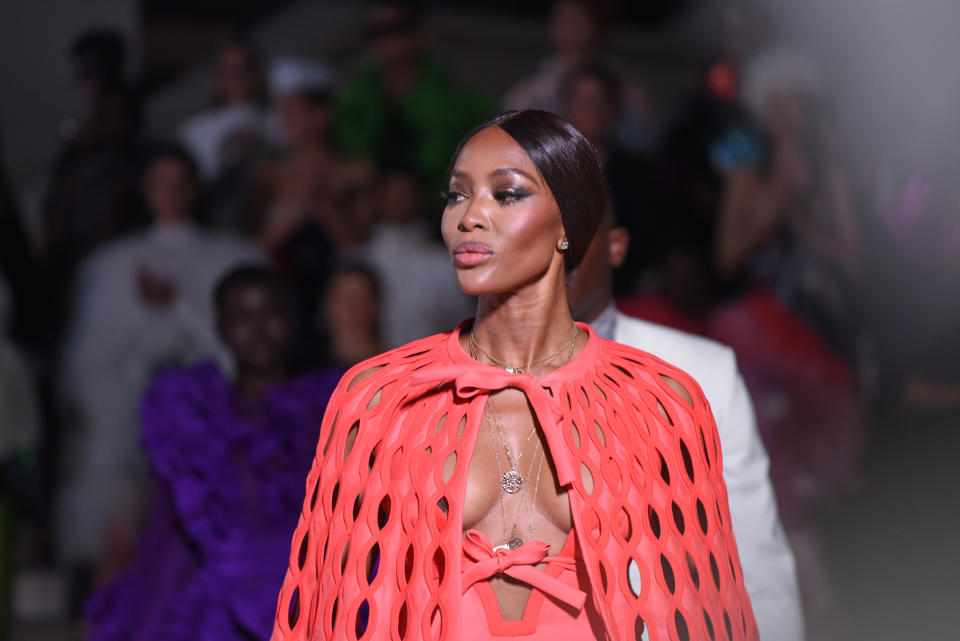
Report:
324,272,380,333
143,158,196,225
218,282,291,374
441,126,567,297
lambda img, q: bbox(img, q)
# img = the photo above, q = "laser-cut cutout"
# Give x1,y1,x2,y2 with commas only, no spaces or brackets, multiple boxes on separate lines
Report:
594,420,606,446
627,558,642,597
703,608,716,641
580,462,595,494
298,532,309,570
661,554,676,593
687,551,700,590
672,501,686,535
675,609,690,641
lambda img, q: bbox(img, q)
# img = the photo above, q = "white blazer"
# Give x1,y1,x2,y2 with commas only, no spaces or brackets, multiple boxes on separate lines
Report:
614,312,805,641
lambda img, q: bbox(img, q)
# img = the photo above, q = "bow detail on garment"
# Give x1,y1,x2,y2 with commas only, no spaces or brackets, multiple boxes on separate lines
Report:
409,365,575,487
460,530,586,610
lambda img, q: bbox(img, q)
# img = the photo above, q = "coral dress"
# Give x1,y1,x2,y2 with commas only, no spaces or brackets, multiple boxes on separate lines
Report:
84,362,340,641
272,323,758,641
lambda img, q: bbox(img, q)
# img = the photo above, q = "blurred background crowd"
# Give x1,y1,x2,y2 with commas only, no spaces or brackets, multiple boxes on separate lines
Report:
0,0,958,639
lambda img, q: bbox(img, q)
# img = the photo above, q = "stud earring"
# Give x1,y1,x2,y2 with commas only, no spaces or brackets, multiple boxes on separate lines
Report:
559,240,570,250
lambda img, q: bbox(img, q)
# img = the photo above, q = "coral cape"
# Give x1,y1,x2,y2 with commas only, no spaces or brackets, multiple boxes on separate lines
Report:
272,322,758,641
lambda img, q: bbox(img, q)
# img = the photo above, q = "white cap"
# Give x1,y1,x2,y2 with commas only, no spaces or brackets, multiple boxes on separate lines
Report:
269,57,335,98
743,46,823,113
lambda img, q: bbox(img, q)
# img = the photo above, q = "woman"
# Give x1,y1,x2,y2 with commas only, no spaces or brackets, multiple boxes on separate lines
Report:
319,261,386,368
85,265,341,641
272,111,758,641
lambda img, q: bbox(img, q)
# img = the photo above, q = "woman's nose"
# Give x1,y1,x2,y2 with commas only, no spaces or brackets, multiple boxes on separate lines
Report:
457,195,489,232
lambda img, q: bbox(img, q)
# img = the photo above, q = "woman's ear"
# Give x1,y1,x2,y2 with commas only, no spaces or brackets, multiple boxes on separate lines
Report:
607,226,630,268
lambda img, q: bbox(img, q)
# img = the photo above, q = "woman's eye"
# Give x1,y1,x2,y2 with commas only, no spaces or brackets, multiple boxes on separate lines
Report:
441,190,466,206
494,189,530,204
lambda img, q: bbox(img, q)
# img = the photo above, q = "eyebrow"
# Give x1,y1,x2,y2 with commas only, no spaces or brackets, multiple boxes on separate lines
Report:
490,167,539,183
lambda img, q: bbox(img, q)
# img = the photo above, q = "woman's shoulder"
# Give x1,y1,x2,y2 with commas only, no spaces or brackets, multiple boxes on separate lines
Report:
140,361,231,466
143,360,228,408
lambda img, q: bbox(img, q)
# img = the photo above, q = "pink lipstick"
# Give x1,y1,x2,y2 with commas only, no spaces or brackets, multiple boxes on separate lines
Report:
452,241,494,267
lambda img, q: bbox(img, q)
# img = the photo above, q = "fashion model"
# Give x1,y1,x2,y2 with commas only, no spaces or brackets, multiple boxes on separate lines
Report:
272,111,758,641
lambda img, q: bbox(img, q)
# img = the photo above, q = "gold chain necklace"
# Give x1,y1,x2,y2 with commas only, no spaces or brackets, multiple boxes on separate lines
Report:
488,399,538,494
486,406,543,551
469,323,578,375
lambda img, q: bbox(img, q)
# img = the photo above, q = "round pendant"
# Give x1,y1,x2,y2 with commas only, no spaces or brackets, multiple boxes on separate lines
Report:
508,537,524,550
501,470,524,493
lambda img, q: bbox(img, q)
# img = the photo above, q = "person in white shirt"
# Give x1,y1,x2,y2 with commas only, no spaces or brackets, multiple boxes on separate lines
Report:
361,165,473,348
179,38,268,183
57,145,262,569
503,0,655,153
567,204,805,641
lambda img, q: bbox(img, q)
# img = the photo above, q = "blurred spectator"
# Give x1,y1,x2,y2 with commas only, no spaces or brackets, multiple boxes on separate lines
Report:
252,58,375,341
319,262,385,367
84,265,340,641
43,29,145,323
360,165,471,348
504,0,655,152
0,277,40,491
334,2,490,192
56,145,261,571
0,152,50,354
716,47,862,353
0,275,42,636
560,61,657,292
179,36,268,184
254,57,373,250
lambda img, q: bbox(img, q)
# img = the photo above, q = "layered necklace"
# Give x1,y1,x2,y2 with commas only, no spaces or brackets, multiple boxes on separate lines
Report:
469,322,577,496
485,400,546,550
470,322,577,550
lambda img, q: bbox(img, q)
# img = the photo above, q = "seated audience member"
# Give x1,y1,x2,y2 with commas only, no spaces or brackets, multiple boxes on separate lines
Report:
57,145,261,571
84,265,341,641
1,276,43,633
179,37,268,184
361,165,472,347
44,29,144,318
504,0,655,152
253,58,375,336
566,204,805,641
318,261,386,367
560,60,657,292
334,2,490,192
254,57,373,251
717,47,861,354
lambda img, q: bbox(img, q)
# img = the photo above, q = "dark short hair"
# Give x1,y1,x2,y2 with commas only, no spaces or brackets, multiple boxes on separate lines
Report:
327,260,382,300
142,143,200,183
447,110,607,272
214,264,288,315
71,29,126,82
561,60,623,112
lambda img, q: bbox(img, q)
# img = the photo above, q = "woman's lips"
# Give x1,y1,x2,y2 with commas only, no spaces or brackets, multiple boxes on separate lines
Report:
452,241,494,267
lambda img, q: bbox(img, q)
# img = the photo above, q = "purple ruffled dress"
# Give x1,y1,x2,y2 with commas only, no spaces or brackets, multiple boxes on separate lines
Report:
84,361,341,641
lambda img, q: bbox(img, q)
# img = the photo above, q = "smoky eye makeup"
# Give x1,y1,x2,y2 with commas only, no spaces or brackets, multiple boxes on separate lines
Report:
492,184,532,205
440,180,470,206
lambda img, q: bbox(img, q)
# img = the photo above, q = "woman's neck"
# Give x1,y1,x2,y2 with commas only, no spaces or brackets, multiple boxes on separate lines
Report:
468,276,578,374
234,367,285,402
